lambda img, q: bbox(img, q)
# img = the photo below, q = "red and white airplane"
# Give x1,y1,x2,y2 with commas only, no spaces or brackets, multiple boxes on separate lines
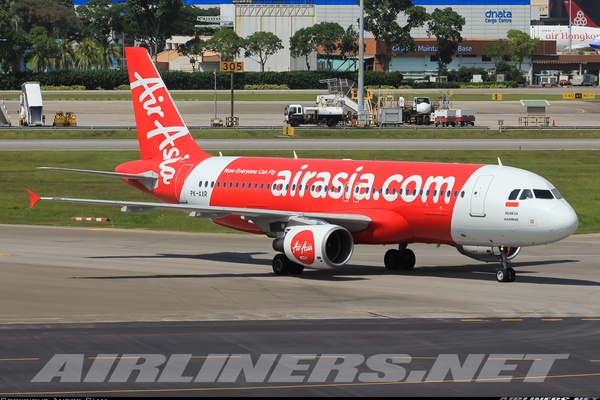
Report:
28,47,579,283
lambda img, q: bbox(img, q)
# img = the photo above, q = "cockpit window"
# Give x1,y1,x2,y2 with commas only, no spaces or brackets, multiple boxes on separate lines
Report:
551,188,563,199
533,189,554,199
508,189,520,200
519,189,533,200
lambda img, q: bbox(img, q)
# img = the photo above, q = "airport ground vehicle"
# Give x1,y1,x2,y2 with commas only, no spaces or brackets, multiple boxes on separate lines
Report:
52,111,77,127
399,96,433,125
19,81,44,126
283,103,346,127
455,109,476,126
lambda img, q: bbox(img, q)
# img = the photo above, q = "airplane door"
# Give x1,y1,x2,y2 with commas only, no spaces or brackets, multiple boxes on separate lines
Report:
470,175,493,217
175,163,194,203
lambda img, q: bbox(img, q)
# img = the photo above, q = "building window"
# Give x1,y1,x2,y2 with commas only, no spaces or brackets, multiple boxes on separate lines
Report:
482,55,492,62
429,55,439,62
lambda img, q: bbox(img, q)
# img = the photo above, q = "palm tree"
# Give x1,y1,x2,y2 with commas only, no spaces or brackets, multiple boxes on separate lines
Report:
54,38,76,71
97,37,121,70
75,38,101,70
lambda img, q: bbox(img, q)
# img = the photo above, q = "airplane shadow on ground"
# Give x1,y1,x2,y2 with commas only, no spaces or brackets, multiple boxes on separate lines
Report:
82,252,598,286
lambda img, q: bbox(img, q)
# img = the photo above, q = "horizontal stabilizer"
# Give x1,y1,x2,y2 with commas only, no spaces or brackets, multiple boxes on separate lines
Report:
38,167,158,190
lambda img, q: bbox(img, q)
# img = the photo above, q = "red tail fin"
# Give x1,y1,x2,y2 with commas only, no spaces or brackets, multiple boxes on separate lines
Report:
564,0,599,27
125,47,209,161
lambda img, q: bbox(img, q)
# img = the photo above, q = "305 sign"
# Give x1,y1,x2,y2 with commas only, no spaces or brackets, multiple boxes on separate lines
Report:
220,62,244,72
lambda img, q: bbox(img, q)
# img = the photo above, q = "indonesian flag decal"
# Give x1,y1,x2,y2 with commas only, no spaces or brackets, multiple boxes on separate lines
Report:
290,229,316,265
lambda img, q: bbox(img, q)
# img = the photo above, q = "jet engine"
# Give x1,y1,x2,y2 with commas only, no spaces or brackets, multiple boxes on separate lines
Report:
456,245,521,263
273,224,354,269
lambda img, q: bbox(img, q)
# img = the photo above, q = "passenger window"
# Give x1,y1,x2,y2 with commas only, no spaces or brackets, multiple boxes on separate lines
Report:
533,189,554,199
519,189,533,200
508,189,520,200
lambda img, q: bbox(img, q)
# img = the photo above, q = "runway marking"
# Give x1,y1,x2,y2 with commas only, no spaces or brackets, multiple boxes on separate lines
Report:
461,319,483,322
581,318,600,321
0,357,39,361
0,253,15,257
6,371,600,396
501,318,522,322
541,318,563,321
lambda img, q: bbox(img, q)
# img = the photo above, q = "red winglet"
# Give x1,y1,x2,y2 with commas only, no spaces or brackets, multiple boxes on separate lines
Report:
27,189,41,208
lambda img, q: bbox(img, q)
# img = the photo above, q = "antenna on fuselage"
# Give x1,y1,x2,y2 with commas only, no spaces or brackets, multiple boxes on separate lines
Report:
293,151,298,160
497,157,503,166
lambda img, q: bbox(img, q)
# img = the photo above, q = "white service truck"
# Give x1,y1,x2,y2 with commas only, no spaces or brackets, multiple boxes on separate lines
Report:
283,104,346,127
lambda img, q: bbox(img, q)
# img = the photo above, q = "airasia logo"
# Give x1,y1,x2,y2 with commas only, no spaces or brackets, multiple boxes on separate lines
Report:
290,230,315,265
131,71,190,186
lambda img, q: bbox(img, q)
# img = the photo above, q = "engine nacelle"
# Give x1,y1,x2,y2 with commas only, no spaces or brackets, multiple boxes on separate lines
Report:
456,245,521,263
276,224,354,269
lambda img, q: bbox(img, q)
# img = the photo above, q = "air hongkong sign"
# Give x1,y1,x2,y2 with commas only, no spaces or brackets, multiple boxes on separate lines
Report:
485,10,513,24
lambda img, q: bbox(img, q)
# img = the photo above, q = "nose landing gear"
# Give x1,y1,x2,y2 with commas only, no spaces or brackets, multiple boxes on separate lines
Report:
496,246,516,282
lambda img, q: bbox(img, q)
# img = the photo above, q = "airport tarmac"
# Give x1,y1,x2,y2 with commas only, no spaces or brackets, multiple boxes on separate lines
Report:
1,225,599,324
2,226,600,395
2,89,600,128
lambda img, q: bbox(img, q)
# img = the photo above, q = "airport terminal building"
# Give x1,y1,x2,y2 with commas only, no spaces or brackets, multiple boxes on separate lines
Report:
76,0,600,81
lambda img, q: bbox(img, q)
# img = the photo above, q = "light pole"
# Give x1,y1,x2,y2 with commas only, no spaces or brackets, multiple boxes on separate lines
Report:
357,0,366,126
213,69,217,119
568,0,572,53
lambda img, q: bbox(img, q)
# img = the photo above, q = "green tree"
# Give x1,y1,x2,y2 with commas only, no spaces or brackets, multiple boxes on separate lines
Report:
289,26,316,71
27,26,58,72
123,0,184,59
506,29,539,70
363,0,429,72
244,32,283,72
54,38,75,71
243,31,283,72
96,37,121,70
483,39,511,71
312,21,344,72
205,28,244,61
337,25,360,71
75,37,101,70
426,7,465,78
76,0,125,43
13,0,80,40
179,36,207,72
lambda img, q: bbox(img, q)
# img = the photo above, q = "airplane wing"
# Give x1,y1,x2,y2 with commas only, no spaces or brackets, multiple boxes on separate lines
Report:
27,189,372,233
38,167,158,191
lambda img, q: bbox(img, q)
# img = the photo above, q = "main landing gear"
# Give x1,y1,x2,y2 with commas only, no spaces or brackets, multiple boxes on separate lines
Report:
496,246,516,283
384,245,416,271
272,253,305,276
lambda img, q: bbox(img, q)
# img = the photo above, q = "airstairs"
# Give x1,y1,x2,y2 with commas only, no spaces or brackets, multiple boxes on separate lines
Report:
0,99,11,126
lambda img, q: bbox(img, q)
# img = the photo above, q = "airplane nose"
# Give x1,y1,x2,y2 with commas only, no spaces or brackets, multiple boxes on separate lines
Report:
548,202,579,240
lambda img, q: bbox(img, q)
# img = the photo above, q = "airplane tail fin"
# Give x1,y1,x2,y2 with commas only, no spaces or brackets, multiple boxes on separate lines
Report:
564,0,599,27
125,47,210,161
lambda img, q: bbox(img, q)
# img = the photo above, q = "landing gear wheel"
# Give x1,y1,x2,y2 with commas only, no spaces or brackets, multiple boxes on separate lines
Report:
496,269,507,282
506,267,516,282
496,246,516,282
384,249,401,270
401,249,416,270
272,254,290,275
289,263,305,275
496,267,516,282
